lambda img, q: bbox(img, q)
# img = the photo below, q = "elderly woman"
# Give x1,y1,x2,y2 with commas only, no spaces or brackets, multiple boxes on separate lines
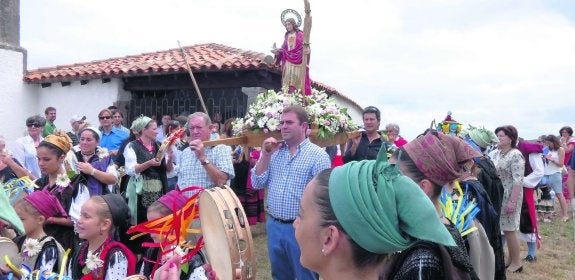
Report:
73,126,119,195
124,115,168,225
11,115,46,178
385,123,408,147
488,125,525,273
294,147,456,279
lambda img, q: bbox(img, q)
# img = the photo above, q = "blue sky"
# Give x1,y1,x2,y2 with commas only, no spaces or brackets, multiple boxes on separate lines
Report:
21,0,575,140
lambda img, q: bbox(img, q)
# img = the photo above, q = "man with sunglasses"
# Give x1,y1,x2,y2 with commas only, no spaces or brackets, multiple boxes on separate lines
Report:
99,108,128,160
343,106,387,163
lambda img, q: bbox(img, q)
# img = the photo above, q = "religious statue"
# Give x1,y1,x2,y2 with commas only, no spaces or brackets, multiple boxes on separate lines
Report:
272,9,312,95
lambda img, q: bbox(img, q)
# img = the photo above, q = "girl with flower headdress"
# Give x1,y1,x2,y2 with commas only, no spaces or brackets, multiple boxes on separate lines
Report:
73,126,119,196
67,194,136,279
34,131,89,252
11,190,66,276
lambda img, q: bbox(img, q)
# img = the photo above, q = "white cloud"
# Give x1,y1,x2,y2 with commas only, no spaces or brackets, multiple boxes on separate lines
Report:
20,0,575,140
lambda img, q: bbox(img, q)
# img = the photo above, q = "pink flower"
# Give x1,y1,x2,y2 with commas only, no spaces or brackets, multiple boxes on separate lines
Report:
324,120,331,126
264,128,269,133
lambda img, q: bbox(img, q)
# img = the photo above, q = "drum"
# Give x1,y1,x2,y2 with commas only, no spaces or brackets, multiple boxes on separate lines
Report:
199,185,256,280
0,236,20,273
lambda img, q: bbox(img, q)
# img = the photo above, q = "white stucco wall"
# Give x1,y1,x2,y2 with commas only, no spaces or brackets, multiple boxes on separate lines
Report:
34,78,129,132
333,98,362,127
0,48,39,144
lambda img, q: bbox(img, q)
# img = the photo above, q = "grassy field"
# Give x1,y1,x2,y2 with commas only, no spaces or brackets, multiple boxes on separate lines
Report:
250,214,575,280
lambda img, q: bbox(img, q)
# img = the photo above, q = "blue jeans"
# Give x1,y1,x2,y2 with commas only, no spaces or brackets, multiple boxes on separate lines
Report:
266,217,318,280
527,241,537,257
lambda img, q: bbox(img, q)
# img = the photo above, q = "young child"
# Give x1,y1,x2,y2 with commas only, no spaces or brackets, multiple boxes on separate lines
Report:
138,190,207,280
12,190,66,276
67,194,136,279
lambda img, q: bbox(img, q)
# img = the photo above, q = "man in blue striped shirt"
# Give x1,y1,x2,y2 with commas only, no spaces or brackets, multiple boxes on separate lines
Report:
252,105,331,280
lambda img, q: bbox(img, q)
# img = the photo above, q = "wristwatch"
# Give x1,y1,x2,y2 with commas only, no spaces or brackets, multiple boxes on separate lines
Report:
200,158,210,166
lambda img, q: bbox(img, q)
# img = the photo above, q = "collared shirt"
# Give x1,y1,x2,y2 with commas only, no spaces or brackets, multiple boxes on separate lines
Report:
176,145,235,197
100,127,129,159
12,135,43,178
42,121,56,137
251,138,331,220
342,133,385,163
156,125,166,142
114,124,130,135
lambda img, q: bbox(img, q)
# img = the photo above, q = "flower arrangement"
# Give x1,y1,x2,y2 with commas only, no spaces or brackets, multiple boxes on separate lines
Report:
83,250,104,275
232,89,358,139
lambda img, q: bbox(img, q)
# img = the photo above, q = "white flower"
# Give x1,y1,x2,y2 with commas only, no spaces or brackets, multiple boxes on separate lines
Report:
23,238,41,257
266,118,280,131
97,147,109,160
85,251,104,271
55,173,71,188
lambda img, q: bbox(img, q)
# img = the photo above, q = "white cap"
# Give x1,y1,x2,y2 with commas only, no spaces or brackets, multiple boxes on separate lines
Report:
70,115,86,124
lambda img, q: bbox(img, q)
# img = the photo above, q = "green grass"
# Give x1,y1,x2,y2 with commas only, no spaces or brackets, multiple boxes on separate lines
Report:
250,212,575,280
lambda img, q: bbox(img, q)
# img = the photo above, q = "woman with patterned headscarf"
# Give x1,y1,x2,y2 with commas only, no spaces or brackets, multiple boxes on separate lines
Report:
34,131,89,251
391,132,485,279
293,144,457,279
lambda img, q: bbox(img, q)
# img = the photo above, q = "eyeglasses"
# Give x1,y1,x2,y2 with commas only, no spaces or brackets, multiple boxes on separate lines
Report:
26,123,42,128
99,116,112,120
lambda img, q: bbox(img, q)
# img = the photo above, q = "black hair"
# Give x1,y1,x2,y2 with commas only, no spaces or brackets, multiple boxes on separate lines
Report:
560,126,573,136
494,125,519,148
314,169,387,269
362,106,381,121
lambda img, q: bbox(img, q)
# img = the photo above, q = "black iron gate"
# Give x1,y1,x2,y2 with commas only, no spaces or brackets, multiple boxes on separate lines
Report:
129,87,247,123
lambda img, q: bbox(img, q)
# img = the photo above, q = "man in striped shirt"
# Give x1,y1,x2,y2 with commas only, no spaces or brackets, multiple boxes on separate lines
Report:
252,105,331,280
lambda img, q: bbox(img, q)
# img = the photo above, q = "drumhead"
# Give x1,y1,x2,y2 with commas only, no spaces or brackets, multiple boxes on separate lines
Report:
199,188,234,279
0,237,20,272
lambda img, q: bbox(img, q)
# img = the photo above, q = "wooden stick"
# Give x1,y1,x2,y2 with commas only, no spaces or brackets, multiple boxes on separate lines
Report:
301,0,312,94
177,40,208,114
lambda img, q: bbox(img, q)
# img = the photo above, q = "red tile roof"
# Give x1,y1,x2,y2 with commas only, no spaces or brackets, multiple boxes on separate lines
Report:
24,43,273,83
24,43,363,110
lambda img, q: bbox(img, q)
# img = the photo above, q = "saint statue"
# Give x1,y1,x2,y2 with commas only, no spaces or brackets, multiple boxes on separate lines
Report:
272,14,312,96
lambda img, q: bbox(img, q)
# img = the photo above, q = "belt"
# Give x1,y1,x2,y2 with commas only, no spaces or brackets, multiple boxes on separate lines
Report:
270,215,295,224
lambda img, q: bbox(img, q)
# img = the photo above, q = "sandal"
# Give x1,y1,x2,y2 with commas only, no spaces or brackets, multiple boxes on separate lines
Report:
562,216,569,222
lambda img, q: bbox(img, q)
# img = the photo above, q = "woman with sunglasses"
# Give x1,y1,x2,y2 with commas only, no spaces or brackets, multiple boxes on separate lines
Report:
11,115,46,179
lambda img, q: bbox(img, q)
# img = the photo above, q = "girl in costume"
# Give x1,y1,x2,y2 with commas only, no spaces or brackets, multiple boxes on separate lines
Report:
292,145,457,280
73,126,119,196
12,190,66,276
35,131,89,251
67,194,136,279
138,190,208,280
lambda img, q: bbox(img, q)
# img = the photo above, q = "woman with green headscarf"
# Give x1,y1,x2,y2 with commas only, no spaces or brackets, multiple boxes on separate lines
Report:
293,143,457,279
124,115,168,226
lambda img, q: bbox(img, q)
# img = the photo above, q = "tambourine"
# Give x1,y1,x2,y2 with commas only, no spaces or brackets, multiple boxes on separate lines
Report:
199,185,256,280
0,236,20,274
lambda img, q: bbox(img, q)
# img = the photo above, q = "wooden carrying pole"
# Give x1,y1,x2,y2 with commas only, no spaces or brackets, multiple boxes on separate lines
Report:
177,41,208,114
301,0,312,93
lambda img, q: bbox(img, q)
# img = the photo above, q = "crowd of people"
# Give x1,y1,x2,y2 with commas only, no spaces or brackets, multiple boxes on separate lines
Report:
0,103,574,280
